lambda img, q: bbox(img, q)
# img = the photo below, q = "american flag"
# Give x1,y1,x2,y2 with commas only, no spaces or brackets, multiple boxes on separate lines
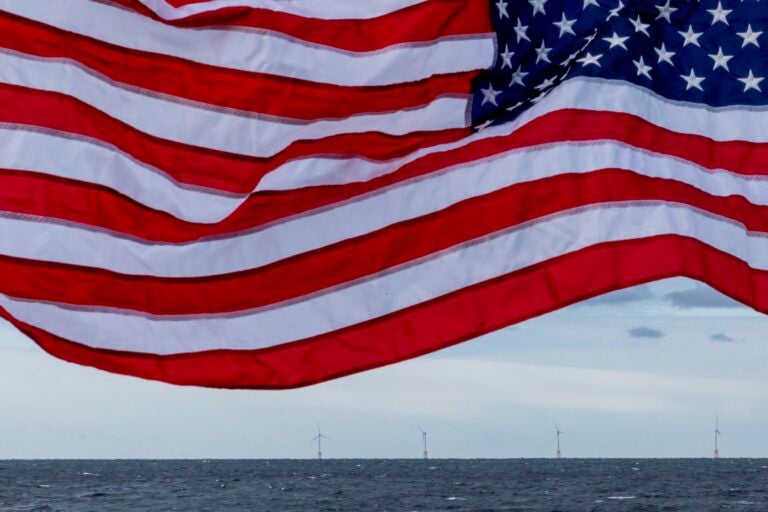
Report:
0,0,764,388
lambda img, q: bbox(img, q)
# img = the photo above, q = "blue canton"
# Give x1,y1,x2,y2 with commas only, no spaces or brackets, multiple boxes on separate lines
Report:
472,0,768,128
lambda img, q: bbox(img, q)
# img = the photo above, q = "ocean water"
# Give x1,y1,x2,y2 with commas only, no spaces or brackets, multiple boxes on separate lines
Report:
0,459,765,511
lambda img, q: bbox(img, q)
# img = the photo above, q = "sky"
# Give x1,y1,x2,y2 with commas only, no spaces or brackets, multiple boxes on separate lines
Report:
0,277,767,459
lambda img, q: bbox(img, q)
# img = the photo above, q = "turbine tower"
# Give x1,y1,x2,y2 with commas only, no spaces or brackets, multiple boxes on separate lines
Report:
714,416,722,460
418,427,428,460
310,423,330,460
554,423,563,459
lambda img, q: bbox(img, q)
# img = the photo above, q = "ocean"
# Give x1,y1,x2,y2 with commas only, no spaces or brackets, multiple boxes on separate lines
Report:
0,459,764,511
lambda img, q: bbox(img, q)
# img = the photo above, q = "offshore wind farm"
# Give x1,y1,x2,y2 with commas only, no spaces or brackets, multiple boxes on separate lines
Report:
306,419,728,460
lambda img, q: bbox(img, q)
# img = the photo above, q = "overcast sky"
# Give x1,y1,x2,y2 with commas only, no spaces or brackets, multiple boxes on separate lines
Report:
0,277,766,459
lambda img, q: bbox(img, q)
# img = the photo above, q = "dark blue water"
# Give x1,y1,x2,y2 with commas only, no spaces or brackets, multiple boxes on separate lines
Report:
0,459,765,511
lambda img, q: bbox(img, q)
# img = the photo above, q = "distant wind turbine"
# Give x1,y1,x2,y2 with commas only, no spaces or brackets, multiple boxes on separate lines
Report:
418,426,428,460
310,423,331,460
554,423,563,459
714,416,722,460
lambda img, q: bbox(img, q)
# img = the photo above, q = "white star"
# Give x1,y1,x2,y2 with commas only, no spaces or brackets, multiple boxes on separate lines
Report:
603,32,629,50
554,13,577,37
708,47,733,71
707,2,732,25
500,45,514,69
654,43,675,65
737,24,762,48
534,76,556,91
633,56,653,79
509,66,528,86
681,69,705,91
738,70,764,92
608,0,624,19
583,0,599,8
679,25,703,47
505,101,526,112
514,18,531,43
579,30,597,52
475,119,494,131
630,16,650,36
480,84,501,106
576,52,603,67
529,0,548,16
495,0,509,19
561,49,581,67
579,30,599,51
535,40,552,64
655,0,677,22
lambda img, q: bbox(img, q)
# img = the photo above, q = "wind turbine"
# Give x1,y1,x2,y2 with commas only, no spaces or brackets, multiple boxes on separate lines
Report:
713,416,722,460
310,423,330,460
418,426,428,460
554,423,563,459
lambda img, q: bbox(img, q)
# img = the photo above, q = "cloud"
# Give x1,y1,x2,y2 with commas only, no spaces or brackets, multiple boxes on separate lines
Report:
627,327,665,339
663,286,744,309
710,333,735,343
582,285,654,306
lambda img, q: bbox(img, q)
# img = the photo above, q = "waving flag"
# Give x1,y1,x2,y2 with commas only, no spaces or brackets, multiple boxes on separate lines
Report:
0,0,766,388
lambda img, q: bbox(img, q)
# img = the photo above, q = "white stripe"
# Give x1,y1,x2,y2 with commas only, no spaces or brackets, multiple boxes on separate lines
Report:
0,0,495,87
1,141,767,274
537,78,768,143
0,127,242,223
0,203,761,354
137,0,427,21
5,123,760,228
0,52,470,159
257,77,768,190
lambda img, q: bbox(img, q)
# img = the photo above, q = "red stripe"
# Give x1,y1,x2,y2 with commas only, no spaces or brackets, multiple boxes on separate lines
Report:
0,12,477,120
0,83,468,193
0,170,764,315
109,0,492,52
3,104,768,240
5,235,760,388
